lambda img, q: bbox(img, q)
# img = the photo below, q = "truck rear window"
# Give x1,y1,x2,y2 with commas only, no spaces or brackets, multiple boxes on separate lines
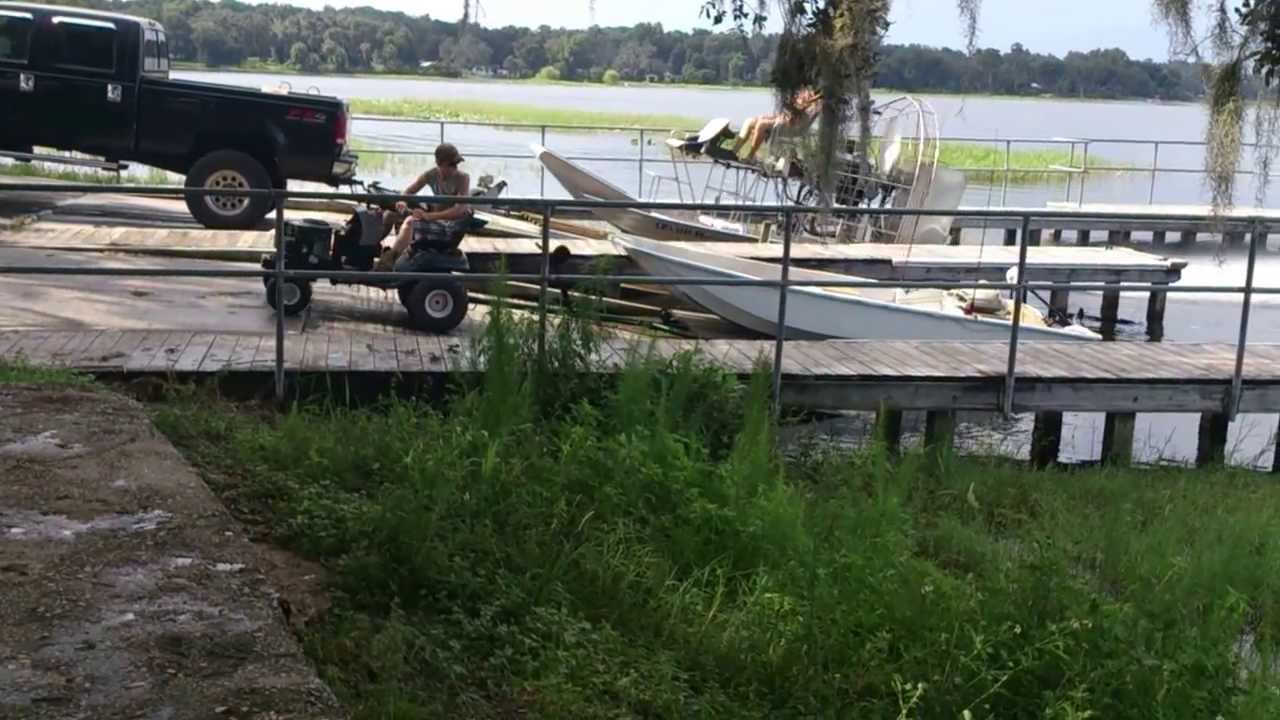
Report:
50,17,117,73
0,12,33,63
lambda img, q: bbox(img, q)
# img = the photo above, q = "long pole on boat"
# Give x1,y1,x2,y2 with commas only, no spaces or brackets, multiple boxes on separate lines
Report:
771,209,793,415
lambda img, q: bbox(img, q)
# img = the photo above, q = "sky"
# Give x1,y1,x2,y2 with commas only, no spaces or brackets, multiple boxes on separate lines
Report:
263,0,1181,61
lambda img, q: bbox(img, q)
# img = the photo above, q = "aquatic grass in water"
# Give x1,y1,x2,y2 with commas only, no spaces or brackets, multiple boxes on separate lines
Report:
0,161,175,186
350,97,703,132
150,301,1280,718
349,98,1124,189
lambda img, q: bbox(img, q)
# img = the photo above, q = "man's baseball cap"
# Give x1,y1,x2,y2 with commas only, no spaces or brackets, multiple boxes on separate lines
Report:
435,142,465,165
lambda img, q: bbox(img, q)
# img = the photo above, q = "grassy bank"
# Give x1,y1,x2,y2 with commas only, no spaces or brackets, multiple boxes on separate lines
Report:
129,300,1280,719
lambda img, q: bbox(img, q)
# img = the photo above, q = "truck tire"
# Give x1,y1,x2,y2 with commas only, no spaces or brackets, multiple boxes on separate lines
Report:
185,150,273,229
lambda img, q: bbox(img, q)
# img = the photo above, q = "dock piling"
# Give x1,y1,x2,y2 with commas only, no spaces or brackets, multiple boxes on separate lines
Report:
924,410,956,468
1100,283,1121,340
1031,411,1064,468
1076,229,1091,246
1003,228,1018,246
1101,412,1136,466
876,408,904,457
1180,230,1197,246
1152,230,1167,247
1196,413,1230,467
1145,283,1168,342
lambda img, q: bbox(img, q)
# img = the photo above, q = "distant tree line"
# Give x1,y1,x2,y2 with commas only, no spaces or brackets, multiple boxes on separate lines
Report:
57,0,1212,100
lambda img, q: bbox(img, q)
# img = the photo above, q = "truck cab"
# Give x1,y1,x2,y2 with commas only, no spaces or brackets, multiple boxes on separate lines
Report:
0,3,358,229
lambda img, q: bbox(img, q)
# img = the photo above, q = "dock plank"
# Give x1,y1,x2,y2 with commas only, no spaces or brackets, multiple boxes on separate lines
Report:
349,336,378,372
47,331,102,368
417,335,447,372
124,331,174,373
73,330,126,369
149,332,194,373
325,333,352,372
226,336,261,371
249,337,280,372
393,336,424,373
173,333,216,373
282,333,307,373
367,334,399,373
199,334,241,373
302,333,330,371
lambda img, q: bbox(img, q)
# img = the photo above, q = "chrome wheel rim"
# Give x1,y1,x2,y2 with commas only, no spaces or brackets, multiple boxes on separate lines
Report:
203,170,250,217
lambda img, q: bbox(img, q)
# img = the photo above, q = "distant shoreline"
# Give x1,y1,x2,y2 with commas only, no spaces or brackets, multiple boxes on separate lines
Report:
173,62,1204,106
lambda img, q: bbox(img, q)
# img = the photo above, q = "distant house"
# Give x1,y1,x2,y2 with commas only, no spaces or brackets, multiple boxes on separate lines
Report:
418,61,438,69
645,73,659,83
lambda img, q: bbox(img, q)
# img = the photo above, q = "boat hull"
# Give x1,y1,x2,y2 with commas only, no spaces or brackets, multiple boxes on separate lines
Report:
616,235,1098,342
534,143,759,242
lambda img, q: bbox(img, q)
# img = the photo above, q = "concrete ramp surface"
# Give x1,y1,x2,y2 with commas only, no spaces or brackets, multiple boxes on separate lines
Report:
0,386,343,720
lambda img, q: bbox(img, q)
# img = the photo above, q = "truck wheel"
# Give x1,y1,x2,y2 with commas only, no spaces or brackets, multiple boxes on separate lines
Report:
266,279,312,316
185,150,272,229
406,280,468,333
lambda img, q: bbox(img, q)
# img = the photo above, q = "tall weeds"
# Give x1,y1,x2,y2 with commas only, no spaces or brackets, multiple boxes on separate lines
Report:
152,299,1280,719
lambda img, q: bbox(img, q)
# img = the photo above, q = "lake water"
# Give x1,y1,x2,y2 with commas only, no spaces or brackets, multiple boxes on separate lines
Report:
173,70,1280,468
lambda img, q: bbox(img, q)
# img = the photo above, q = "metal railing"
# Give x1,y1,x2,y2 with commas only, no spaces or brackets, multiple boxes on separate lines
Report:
0,181,1271,422
350,115,1279,206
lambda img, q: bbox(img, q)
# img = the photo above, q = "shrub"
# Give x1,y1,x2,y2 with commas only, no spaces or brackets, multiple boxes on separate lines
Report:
602,68,621,85
535,65,561,81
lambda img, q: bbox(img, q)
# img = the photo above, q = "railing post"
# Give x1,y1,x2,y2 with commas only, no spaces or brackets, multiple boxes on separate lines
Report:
771,208,794,414
1001,139,1011,206
1148,141,1160,205
439,120,445,144
1077,142,1090,206
273,197,286,404
1064,142,1076,203
538,203,552,368
638,129,646,198
1228,220,1261,419
539,126,547,197
1003,214,1032,416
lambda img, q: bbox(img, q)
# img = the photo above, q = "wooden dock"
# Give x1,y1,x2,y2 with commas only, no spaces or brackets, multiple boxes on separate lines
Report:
3,329,1276,469
0,222,1187,339
953,202,1280,248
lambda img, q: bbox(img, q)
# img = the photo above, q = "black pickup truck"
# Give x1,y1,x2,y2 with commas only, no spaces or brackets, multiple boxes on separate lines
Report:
0,2,358,228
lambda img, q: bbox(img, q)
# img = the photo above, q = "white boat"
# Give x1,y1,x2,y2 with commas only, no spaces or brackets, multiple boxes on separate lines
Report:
614,234,1099,341
534,143,760,242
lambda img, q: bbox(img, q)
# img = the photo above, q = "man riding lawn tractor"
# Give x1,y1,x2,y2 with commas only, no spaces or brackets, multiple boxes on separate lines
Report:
260,143,490,333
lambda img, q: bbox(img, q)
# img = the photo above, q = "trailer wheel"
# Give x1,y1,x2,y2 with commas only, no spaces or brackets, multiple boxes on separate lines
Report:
185,150,273,229
266,279,312,316
406,280,468,333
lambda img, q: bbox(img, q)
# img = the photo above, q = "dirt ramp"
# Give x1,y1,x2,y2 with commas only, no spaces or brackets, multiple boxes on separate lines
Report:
0,386,343,720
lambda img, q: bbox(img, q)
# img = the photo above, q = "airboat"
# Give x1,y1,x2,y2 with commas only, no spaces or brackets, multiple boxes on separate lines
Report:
535,95,968,245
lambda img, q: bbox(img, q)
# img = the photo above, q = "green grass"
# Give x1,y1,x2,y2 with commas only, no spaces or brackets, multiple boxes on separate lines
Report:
145,293,1280,720
0,358,94,385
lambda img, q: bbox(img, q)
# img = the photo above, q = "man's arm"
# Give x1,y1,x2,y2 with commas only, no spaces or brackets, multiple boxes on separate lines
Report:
417,174,471,221
395,170,434,212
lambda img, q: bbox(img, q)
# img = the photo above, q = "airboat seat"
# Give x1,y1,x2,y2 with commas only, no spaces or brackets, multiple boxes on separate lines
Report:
696,117,733,145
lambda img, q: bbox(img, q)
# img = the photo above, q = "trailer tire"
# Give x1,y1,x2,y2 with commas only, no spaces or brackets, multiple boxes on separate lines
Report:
185,150,273,229
406,280,468,333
